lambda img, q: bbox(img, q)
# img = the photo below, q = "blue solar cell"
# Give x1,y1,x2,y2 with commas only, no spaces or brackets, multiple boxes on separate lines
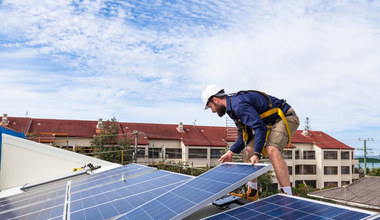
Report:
276,208,308,219
68,170,192,219
97,203,119,219
0,163,155,218
118,163,272,220
111,198,133,214
71,210,86,220
84,206,102,220
0,164,157,220
333,210,372,220
254,202,280,213
312,206,347,218
204,194,379,220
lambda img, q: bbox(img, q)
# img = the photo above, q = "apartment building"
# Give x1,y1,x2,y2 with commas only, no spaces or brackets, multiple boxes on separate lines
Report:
0,114,359,188
281,129,359,189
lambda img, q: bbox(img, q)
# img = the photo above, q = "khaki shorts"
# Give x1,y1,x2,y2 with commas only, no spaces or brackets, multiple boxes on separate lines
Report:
247,114,300,152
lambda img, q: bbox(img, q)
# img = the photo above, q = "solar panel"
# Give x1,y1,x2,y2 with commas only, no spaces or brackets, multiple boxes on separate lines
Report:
204,193,379,220
0,163,158,219
0,166,192,220
70,170,192,220
0,163,155,216
117,162,272,220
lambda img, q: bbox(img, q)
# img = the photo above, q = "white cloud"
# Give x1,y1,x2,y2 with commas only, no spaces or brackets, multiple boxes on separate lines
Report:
0,0,380,153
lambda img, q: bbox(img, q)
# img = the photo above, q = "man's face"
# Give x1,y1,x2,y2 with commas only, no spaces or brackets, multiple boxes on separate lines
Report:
207,98,226,117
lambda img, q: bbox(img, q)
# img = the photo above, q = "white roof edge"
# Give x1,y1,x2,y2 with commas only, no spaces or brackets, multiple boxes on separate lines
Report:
0,164,122,198
2,134,115,167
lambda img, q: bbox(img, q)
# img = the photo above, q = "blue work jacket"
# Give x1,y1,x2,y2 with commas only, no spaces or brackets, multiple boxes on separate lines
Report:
226,91,291,154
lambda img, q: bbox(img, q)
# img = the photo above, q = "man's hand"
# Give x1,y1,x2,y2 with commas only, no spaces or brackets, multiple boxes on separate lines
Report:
250,155,260,165
219,150,234,163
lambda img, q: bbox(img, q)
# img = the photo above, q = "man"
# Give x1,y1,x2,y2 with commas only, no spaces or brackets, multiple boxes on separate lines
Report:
202,84,299,201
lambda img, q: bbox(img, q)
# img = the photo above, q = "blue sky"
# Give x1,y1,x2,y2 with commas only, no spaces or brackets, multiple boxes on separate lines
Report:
0,0,379,155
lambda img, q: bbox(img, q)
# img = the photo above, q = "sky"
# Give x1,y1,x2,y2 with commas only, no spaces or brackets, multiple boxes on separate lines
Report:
0,0,379,155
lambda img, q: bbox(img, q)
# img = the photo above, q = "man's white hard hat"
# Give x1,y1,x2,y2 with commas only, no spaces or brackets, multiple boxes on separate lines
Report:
202,84,227,109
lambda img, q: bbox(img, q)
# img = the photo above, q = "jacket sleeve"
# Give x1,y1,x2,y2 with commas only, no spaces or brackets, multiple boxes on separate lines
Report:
235,101,267,153
230,135,244,153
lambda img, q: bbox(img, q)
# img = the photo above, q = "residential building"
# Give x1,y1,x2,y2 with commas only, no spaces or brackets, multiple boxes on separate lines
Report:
0,114,359,189
281,129,360,189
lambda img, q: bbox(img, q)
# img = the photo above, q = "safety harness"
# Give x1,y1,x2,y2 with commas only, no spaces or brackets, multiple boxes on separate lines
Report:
230,90,292,159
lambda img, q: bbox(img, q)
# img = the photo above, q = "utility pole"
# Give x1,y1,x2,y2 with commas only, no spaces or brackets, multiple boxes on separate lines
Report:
134,131,138,163
358,138,374,176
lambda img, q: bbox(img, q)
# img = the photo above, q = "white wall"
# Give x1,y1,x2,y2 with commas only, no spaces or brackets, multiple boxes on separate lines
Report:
0,134,115,190
54,137,93,148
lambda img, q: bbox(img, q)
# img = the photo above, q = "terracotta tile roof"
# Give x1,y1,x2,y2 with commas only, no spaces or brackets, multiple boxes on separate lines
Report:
0,117,32,133
292,130,354,150
120,123,229,147
0,116,354,150
28,118,98,138
309,176,380,209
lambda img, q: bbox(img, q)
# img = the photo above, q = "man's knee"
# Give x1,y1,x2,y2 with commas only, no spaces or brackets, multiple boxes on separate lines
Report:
266,146,281,158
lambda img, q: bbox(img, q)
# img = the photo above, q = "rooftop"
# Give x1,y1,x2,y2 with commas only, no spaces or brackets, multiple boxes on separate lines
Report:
1,115,354,149
309,176,380,210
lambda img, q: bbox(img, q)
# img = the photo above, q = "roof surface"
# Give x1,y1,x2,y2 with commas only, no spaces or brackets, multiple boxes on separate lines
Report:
309,176,380,209
1,116,353,149
292,130,354,149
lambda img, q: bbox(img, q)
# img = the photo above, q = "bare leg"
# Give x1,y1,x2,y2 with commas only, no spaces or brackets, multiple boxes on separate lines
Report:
266,145,290,187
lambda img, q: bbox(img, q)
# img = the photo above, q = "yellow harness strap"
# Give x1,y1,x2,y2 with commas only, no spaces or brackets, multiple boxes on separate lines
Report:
260,108,292,153
243,107,292,158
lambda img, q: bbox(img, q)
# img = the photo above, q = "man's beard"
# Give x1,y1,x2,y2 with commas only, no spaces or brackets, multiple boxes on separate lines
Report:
216,104,226,117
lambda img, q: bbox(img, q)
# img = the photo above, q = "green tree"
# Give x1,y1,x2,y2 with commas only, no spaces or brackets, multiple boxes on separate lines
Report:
293,183,315,197
370,168,380,176
258,170,279,198
90,117,132,164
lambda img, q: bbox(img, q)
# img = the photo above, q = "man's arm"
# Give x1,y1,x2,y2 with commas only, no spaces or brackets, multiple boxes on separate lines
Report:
236,101,267,154
219,134,244,163
219,150,234,163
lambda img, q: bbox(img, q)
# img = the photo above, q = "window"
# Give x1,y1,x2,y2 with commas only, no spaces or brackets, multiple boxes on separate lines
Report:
282,150,292,159
166,148,182,159
295,181,317,188
324,182,338,188
304,180,317,188
303,151,315,159
324,151,337,160
324,166,338,175
295,165,316,175
341,166,350,174
288,166,292,175
341,151,350,160
271,183,278,191
148,148,161,158
295,180,304,188
189,148,207,158
304,165,316,174
295,150,300,159
211,149,223,159
136,147,145,158
342,181,350,186
295,165,301,175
